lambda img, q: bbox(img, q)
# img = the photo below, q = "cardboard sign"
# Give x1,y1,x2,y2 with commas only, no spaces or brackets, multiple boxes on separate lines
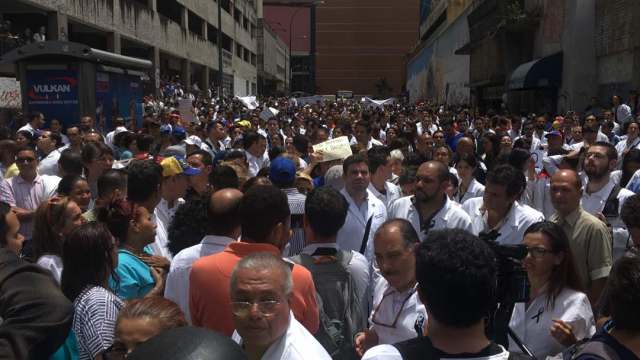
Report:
177,98,196,123
312,136,353,162
0,78,21,108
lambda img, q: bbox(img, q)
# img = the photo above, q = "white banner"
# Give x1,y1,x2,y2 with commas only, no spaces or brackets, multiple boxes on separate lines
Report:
0,78,21,109
363,97,396,109
236,95,259,110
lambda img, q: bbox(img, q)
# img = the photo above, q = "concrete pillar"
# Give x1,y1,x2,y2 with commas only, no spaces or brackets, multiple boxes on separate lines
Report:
107,32,122,54
152,47,161,97
47,11,68,41
181,7,189,30
202,66,210,92
202,22,208,41
182,59,192,91
148,0,157,12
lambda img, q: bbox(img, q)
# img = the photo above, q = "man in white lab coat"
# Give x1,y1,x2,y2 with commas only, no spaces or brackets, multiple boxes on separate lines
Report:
336,154,387,264
388,161,472,241
367,146,402,209
462,164,544,245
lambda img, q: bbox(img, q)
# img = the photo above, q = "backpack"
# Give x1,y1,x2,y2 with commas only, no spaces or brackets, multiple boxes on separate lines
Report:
290,250,365,360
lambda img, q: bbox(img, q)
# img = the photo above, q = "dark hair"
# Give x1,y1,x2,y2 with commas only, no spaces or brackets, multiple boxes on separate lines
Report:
168,194,210,256
376,218,419,248
57,175,87,197
97,169,128,199
603,256,640,331
49,132,63,148
81,141,113,165
621,149,640,187
507,148,532,172
239,185,290,242
523,221,584,307
136,133,155,153
486,164,526,198
32,196,75,260
210,165,239,191
240,176,272,193
61,222,118,301
356,120,371,133
292,135,309,155
188,149,213,167
208,191,242,235
398,166,417,186
367,146,390,174
16,130,35,147
448,172,459,188
455,153,478,169
342,154,368,175
29,111,43,123
417,229,496,327
243,131,264,150
590,141,618,161
0,202,11,247
117,296,187,331
305,187,348,238
621,194,640,230
58,149,84,176
126,160,162,203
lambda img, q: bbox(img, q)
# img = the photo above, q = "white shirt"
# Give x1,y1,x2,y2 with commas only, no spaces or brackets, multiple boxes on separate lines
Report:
105,126,128,149
37,148,61,176
368,182,402,209
246,150,270,177
151,197,185,260
455,178,485,204
615,136,640,162
299,243,371,322
363,344,511,360
388,196,473,242
36,254,63,284
232,311,331,360
462,198,545,245
532,177,555,219
18,123,37,136
509,287,595,358
416,122,439,136
367,138,383,150
369,278,426,346
582,177,635,261
336,188,387,265
164,235,234,322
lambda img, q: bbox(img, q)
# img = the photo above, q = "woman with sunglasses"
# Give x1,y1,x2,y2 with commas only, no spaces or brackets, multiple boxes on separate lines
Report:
509,221,596,358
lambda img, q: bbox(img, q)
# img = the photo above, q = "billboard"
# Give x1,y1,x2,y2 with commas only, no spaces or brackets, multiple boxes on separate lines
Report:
96,72,144,130
25,70,80,126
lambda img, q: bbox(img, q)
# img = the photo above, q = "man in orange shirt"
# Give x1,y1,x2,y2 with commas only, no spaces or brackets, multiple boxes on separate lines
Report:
189,184,319,336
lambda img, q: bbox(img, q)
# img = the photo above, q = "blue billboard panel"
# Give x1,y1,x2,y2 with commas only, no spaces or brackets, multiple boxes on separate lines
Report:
420,0,431,25
96,72,144,131
25,69,80,127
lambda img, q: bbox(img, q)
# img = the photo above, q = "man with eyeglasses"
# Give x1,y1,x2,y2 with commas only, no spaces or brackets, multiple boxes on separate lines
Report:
230,253,330,360
549,169,612,310
0,147,59,239
388,161,472,242
355,219,426,357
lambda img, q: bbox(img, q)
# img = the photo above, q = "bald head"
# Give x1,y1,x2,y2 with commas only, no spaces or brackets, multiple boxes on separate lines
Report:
419,161,449,183
551,169,582,190
208,188,243,236
550,169,582,215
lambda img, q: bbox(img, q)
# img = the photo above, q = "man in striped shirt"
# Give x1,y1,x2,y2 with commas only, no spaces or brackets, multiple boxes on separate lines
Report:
269,156,306,256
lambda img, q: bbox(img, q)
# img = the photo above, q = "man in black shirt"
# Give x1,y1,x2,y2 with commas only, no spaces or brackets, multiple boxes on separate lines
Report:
362,229,532,360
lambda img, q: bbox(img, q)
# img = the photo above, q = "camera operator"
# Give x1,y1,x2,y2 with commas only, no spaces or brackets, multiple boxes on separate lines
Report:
509,221,595,358
462,164,544,245
362,229,533,360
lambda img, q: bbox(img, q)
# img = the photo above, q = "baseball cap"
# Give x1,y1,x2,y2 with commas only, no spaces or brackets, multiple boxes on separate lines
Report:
172,126,187,140
545,130,562,138
184,135,202,147
269,156,296,185
160,124,172,134
160,156,201,177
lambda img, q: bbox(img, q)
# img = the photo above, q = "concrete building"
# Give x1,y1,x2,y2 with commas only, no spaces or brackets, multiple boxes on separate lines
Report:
0,0,260,96
257,18,289,95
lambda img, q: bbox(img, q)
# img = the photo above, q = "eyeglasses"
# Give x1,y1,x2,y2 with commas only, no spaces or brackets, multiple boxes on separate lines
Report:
525,246,554,259
16,157,35,164
231,300,281,317
370,285,417,328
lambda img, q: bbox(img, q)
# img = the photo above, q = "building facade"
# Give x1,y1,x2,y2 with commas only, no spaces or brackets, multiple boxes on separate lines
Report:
0,0,260,96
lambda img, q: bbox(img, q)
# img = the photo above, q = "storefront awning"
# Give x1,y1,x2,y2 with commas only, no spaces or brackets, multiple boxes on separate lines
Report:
508,52,562,91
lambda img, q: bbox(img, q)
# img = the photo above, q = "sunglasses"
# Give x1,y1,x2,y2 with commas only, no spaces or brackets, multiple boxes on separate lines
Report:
16,157,36,164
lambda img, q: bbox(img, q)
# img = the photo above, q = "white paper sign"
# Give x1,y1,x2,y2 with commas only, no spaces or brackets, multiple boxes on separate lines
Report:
0,78,21,109
260,107,279,121
177,98,196,123
363,97,396,109
293,95,324,107
312,136,353,162
236,96,259,110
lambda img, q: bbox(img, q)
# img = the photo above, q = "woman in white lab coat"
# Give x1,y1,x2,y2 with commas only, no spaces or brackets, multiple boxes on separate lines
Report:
509,221,596,358
453,154,484,204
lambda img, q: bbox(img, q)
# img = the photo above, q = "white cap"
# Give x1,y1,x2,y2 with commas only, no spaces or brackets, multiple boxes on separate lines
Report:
184,135,202,147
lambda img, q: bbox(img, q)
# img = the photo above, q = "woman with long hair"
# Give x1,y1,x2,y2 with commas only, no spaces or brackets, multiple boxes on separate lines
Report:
61,222,122,360
81,142,114,199
454,154,485,204
509,221,595,358
481,132,502,170
98,200,164,300
32,196,85,283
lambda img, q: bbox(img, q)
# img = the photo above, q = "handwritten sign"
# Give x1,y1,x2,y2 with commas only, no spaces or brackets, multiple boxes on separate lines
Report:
0,77,21,108
312,136,353,162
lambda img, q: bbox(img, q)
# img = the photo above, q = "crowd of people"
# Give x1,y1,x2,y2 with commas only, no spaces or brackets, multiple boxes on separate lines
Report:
0,91,639,360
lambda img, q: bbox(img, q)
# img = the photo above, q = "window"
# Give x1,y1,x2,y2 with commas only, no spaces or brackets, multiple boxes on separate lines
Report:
244,48,250,62
220,0,231,13
234,8,241,23
207,24,218,45
243,16,249,30
236,43,243,57
251,53,257,66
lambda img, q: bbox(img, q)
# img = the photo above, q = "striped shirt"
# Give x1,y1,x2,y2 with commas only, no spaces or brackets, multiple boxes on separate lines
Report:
73,286,124,360
284,188,306,256
0,174,59,238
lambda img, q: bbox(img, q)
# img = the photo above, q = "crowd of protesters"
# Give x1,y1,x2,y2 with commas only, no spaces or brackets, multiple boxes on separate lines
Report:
0,88,639,360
